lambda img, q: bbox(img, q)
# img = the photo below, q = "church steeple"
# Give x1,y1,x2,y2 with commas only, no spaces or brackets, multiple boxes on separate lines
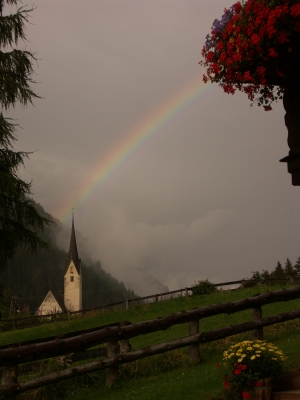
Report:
65,211,81,274
64,209,82,312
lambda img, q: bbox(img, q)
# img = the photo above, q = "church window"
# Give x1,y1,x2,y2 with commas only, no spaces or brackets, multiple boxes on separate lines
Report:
70,276,74,282
70,267,74,273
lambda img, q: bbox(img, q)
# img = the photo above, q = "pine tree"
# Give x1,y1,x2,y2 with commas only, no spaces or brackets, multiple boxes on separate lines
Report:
260,269,270,283
284,258,294,278
270,261,285,281
293,257,300,277
0,0,49,271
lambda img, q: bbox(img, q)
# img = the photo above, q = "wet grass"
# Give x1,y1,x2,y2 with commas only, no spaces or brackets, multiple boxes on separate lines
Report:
0,284,299,399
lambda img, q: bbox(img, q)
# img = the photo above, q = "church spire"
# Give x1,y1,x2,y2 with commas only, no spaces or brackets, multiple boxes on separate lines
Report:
65,210,81,273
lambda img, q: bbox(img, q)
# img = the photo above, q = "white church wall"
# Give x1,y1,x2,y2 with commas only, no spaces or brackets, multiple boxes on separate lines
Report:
36,291,63,316
64,260,82,311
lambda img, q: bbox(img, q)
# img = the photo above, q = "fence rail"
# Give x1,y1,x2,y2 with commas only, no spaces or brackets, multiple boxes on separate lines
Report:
2,277,299,332
1,285,300,398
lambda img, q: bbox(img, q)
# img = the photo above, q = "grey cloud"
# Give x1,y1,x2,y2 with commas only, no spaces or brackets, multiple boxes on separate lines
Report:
84,204,235,292
8,1,300,294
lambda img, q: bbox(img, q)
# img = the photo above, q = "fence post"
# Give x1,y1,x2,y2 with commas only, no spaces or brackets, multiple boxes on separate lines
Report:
188,319,200,363
106,340,118,386
119,321,131,354
2,365,18,399
125,300,129,310
155,295,158,302
185,288,189,297
252,302,263,340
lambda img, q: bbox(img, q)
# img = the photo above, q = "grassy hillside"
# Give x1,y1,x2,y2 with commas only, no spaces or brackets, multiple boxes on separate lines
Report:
1,284,299,400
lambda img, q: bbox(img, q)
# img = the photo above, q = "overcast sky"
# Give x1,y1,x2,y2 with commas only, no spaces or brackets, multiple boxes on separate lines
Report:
9,0,300,295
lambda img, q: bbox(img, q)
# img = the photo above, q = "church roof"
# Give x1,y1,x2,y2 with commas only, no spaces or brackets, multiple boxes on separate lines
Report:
38,290,67,314
65,214,81,274
51,291,67,313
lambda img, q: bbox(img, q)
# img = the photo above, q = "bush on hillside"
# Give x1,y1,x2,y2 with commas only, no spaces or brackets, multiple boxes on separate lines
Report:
192,279,216,296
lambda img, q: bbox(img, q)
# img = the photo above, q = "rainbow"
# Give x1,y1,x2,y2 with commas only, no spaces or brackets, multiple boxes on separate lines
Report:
55,75,212,222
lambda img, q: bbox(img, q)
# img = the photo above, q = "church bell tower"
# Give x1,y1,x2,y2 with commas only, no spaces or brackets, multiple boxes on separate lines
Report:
64,212,82,311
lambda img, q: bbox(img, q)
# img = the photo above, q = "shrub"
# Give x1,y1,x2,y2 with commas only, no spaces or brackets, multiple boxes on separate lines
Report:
192,279,216,296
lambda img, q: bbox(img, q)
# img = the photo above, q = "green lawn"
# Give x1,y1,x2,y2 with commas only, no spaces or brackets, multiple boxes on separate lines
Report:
63,319,300,400
1,284,299,400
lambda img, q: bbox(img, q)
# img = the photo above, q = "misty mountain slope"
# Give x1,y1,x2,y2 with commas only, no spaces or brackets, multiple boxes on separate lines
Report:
53,211,170,296
121,266,169,296
1,203,136,313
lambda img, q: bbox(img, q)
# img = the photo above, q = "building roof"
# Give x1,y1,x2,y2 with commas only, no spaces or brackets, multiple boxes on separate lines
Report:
65,213,81,274
51,291,67,313
38,290,67,314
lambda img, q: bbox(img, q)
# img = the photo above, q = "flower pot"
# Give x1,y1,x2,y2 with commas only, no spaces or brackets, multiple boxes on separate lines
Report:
247,378,272,400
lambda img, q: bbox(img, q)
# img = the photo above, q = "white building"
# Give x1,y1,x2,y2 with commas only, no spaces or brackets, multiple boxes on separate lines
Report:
63,214,82,312
37,290,66,315
37,214,82,315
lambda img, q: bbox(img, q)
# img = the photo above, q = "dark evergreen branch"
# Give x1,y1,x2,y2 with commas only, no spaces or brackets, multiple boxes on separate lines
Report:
0,1,50,272
0,6,34,47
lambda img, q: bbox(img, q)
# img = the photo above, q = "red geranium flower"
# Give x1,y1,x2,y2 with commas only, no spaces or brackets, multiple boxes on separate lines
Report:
224,381,230,389
242,392,251,400
199,0,300,110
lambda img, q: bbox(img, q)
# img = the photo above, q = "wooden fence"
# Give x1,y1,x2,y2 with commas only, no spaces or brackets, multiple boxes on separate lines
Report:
2,277,298,332
1,285,300,398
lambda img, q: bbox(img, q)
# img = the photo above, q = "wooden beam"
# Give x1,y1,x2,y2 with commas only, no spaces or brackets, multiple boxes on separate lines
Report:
0,286,300,367
188,320,200,363
1,308,300,397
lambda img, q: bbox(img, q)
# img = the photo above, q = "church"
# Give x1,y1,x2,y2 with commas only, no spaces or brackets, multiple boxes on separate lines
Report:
37,214,82,315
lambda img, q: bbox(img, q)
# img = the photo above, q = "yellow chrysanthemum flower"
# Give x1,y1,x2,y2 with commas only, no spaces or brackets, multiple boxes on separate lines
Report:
250,356,256,360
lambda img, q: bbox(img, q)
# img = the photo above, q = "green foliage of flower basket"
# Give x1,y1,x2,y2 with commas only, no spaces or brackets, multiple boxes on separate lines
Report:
199,0,300,110
217,340,286,399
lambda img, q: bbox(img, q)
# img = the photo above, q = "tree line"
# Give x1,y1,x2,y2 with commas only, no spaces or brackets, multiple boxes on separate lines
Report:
0,203,136,316
247,258,300,285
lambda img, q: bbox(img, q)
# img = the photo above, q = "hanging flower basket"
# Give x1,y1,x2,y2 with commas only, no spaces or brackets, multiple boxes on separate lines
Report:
199,0,300,111
199,0,300,184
